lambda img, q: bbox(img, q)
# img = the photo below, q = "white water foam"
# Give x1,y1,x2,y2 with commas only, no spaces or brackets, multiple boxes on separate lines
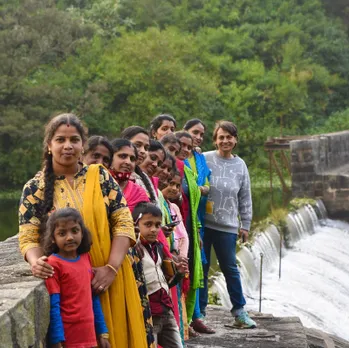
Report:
247,220,349,340
211,208,349,341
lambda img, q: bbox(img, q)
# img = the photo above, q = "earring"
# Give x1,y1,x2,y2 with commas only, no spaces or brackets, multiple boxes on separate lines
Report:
81,149,85,155
48,149,51,155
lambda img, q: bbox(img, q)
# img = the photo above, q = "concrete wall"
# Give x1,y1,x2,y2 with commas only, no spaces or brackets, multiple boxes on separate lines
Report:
0,235,49,348
291,131,349,219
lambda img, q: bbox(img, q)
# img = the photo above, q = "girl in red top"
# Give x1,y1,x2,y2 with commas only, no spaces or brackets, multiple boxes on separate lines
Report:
42,208,110,348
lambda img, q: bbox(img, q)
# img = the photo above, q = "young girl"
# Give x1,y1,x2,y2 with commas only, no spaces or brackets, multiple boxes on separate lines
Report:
161,171,190,342
42,208,110,348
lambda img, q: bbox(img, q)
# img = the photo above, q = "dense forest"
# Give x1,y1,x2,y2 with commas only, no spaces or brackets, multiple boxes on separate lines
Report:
1,0,349,188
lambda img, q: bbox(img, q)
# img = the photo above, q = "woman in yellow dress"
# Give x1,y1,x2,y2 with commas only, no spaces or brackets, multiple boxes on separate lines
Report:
18,113,147,348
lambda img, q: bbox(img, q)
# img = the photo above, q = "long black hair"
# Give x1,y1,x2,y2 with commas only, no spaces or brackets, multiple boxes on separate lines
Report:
42,208,92,256
42,114,87,232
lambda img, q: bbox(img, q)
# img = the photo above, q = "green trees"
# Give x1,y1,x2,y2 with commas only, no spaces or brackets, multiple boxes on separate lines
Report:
1,0,349,188
0,0,94,186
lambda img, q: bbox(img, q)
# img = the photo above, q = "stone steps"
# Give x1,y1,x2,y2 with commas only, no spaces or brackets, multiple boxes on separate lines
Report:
186,306,349,348
306,328,349,348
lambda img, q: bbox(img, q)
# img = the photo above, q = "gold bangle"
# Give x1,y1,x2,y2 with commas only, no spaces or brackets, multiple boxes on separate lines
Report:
106,263,117,275
100,333,109,339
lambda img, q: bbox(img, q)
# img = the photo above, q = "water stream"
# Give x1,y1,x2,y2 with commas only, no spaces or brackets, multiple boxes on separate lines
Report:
211,202,349,341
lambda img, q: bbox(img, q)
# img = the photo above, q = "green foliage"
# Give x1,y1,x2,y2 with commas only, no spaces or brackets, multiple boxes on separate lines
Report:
0,0,94,186
289,198,317,211
208,289,222,306
1,0,349,188
316,108,349,133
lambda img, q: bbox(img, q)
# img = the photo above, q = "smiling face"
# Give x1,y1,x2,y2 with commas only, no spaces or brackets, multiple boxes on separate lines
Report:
130,132,150,165
111,145,137,173
162,174,181,201
49,124,83,172
138,213,162,243
83,144,111,168
177,136,193,160
53,219,83,259
215,128,237,155
140,149,165,177
187,122,205,147
153,120,176,140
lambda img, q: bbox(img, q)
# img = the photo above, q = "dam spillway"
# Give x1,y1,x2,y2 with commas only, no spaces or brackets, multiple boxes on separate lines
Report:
211,202,349,341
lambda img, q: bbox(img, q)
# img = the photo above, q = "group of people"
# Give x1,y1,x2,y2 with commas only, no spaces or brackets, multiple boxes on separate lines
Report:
18,113,256,348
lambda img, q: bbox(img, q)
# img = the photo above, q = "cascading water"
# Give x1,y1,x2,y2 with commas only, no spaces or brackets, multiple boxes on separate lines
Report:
211,202,349,341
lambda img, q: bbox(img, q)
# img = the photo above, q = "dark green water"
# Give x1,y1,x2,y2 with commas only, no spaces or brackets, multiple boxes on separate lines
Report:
0,198,19,241
0,187,285,242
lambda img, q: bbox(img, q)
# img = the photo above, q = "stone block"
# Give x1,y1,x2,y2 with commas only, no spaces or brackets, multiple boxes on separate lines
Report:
302,151,314,163
0,236,49,347
0,313,12,348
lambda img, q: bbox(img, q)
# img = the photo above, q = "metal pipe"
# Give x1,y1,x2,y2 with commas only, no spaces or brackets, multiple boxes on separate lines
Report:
259,253,264,313
269,151,273,209
279,234,282,279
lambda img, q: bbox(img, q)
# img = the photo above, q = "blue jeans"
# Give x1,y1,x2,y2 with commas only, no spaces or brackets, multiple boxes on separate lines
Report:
199,227,246,314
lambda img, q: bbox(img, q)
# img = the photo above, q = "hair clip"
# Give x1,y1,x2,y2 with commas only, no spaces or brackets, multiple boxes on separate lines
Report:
134,213,143,225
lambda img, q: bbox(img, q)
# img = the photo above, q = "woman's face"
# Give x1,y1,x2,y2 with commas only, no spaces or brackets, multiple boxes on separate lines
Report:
130,133,150,165
177,136,193,160
140,149,165,177
157,158,173,187
83,145,111,168
111,146,137,173
153,120,175,140
163,142,181,158
162,174,181,200
49,124,83,171
215,128,237,154
187,122,205,147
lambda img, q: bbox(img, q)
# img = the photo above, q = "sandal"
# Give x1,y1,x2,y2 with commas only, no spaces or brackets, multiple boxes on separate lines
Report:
191,318,216,334
188,326,201,338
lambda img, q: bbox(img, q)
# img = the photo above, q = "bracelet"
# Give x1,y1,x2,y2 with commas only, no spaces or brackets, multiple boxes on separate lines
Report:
100,333,109,339
105,264,117,275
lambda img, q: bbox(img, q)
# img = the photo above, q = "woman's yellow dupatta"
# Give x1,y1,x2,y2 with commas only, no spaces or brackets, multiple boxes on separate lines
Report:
83,165,147,348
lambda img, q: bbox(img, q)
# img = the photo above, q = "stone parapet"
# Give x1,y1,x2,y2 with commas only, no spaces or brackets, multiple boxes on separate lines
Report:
0,235,49,348
291,131,349,219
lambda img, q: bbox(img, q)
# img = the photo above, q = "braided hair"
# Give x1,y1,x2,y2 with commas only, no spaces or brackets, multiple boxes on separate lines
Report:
135,166,157,203
41,114,87,233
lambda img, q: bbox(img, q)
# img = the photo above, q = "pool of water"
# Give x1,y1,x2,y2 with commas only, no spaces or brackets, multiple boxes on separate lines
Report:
0,198,19,241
